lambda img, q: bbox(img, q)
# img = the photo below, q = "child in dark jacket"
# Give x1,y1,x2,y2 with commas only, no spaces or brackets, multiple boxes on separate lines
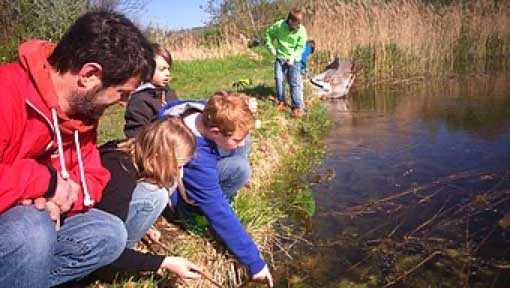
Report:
96,117,202,281
124,43,178,138
160,92,274,287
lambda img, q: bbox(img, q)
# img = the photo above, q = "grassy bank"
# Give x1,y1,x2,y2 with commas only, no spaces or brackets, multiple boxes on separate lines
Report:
96,48,330,287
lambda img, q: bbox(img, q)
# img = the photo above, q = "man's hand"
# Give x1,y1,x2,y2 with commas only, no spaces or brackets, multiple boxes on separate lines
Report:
51,174,79,213
45,201,61,230
160,256,202,283
252,265,274,287
19,198,61,230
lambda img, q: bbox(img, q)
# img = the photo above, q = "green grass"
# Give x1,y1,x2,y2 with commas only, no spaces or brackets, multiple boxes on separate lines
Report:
97,48,330,287
98,47,275,143
171,47,274,99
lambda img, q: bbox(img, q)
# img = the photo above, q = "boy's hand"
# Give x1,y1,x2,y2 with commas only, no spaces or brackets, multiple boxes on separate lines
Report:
252,265,274,287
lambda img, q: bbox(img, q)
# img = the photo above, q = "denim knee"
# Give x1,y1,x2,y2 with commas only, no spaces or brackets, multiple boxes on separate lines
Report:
233,157,251,186
219,156,251,201
149,186,170,213
49,209,127,286
95,212,127,265
126,183,169,248
274,60,284,80
0,206,56,287
131,182,170,213
3,206,56,256
219,156,251,186
66,209,127,266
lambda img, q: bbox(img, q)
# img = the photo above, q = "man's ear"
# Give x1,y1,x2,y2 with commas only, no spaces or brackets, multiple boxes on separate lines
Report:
77,63,102,90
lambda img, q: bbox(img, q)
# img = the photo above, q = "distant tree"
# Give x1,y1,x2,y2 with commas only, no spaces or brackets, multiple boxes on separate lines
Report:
0,0,88,62
202,0,293,37
0,0,150,62
87,0,150,15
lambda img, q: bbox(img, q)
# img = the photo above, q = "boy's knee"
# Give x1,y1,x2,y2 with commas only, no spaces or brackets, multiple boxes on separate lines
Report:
289,77,300,87
228,157,251,186
238,158,251,184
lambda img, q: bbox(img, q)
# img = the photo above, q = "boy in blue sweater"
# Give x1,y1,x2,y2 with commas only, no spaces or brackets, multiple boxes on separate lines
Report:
159,91,273,287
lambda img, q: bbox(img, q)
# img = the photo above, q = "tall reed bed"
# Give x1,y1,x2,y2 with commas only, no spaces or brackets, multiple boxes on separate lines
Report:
306,0,510,81
147,24,249,60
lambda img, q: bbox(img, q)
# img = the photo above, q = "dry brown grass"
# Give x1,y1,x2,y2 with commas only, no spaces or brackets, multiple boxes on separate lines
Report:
148,24,249,61
306,0,510,77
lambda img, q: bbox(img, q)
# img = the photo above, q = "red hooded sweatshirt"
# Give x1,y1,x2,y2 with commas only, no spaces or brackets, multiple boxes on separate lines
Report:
0,40,110,214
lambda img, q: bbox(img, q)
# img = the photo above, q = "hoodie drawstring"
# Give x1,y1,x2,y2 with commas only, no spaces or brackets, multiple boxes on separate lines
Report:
51,108,94,207
51,108,70,180
74,131,94,207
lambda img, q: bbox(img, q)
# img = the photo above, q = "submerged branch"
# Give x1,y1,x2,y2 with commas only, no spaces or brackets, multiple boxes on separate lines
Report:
383,251,442,287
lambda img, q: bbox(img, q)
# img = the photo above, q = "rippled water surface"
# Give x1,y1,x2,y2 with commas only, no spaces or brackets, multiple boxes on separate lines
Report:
278,74,510,287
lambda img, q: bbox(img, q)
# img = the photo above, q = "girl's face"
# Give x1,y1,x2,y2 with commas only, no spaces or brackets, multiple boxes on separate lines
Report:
152,55,170,87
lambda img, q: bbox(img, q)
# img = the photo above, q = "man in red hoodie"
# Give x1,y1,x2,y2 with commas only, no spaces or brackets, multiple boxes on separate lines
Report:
0,11,154,287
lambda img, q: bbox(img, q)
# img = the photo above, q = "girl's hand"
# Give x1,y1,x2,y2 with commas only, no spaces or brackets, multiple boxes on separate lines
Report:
145,226,161,242
160,256,202,282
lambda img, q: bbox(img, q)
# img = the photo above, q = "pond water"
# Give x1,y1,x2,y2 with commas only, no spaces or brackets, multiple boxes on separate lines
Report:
277,73,510,287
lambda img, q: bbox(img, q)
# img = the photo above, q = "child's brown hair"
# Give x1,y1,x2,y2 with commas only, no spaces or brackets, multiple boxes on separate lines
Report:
152,43,172,68
202,91,255,137
288,8,304,24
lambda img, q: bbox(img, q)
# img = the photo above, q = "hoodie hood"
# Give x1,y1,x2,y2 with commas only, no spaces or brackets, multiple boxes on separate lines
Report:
19,40,95,207
18,40,95,135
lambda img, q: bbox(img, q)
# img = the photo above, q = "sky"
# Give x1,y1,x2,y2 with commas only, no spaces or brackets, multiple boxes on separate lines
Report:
131,0,211,30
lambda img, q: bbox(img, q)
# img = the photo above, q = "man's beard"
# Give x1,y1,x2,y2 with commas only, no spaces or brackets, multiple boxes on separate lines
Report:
67,87,109,125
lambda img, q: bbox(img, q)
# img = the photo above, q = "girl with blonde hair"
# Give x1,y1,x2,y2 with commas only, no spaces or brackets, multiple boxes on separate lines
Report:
96,116,201,281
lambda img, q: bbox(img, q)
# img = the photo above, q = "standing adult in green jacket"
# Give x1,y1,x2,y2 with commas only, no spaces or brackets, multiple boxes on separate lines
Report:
265,8,307,118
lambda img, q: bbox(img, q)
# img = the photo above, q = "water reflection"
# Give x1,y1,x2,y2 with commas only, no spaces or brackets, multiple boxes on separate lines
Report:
277,74,510,288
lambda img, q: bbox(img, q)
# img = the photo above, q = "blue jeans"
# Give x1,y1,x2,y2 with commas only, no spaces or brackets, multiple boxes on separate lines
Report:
125,182,169,248
274,58,303,109
0,206,127,287
217,136,252,202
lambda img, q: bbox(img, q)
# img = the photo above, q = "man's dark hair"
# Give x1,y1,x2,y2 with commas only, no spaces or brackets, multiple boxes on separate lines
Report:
48,11,154,87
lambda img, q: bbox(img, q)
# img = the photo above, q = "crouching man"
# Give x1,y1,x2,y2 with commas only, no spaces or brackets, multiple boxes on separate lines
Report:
0,11,154,287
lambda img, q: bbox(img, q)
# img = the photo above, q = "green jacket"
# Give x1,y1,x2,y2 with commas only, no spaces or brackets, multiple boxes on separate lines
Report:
265,19,307,64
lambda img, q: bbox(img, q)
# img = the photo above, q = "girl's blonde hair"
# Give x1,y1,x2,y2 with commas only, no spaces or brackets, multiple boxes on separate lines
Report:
118,116,195,204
